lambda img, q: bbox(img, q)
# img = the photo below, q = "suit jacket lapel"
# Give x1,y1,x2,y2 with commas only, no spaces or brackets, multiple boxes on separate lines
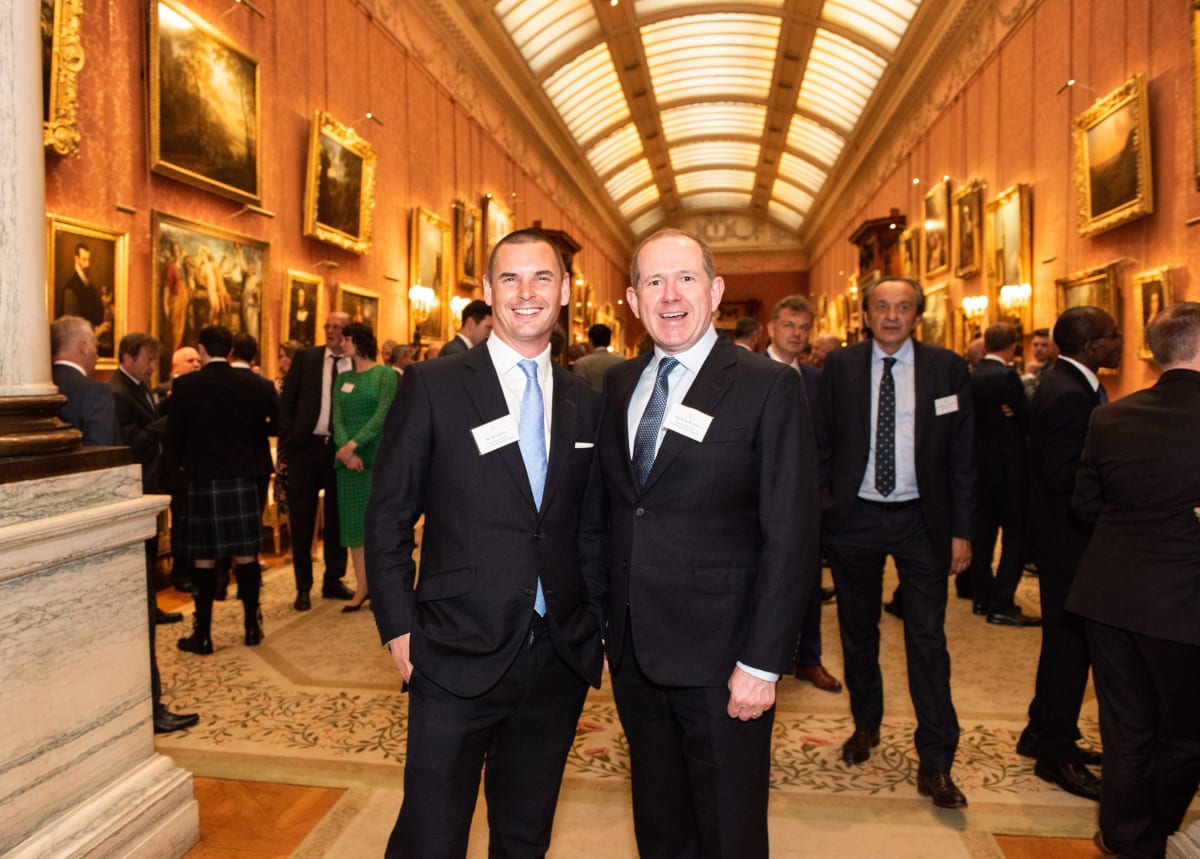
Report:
913,341,928,445
461,347,538,512
541,366,579,516
613,352,653,490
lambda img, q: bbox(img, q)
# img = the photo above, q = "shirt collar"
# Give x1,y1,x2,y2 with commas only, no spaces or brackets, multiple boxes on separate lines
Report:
653,326,718,376
871,337,914,365
230,360,252,369
1056,354,1101,391
118,366,145,386
53,359,87,376
765,344,799,369
983,354,1008,365
487,335,551,384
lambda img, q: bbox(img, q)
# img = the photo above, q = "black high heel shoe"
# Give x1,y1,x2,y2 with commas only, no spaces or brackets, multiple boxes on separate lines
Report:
341,594,369,613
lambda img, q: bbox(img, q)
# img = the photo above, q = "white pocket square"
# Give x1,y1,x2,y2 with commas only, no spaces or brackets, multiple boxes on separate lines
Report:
574,442,594,448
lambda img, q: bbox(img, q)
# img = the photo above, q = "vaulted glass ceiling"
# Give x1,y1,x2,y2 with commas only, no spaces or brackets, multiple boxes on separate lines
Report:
488,0,925,239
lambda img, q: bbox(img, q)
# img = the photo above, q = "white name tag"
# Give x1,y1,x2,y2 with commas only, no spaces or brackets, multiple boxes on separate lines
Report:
471,414,520,455
934,394,959,416
663,404,714,442
340,382,355,393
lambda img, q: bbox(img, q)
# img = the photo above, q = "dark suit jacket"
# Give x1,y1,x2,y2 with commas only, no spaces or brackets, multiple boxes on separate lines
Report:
365,347,606,698
598,337,818,685
233,365,279,477
109,369,166,492
53,363,118,447
278,344,338,459
815,339,975,567
438,335,470,357
166,361,276,484
572,349,625,391
1068,369,1200,646
970,358,1029,484
1028,359,1101,576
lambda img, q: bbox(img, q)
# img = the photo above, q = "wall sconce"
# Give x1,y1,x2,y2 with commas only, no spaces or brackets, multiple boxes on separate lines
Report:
962,295,989,320
409,284,436,327
998,283,1032,315
449,295,470,319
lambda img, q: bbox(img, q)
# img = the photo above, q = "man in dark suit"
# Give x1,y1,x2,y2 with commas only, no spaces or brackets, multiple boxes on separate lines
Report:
365,229,605,858
815,276,975,808
168,326,277,654
571,322,625,390
230,332,279,515
438,298,493,356
967,322,1039,625
278,311,354,610
598,229,816,857
1068,302,1200,857
50,315,117,446
1017,305,1122,801
109,332,198,734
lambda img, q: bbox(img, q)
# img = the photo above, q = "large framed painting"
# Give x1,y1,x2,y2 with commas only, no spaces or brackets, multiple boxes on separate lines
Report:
952,181,983,279
150,0,261,204
984,183,1032,330
455,199,482,289
410,207,451,342
922,179,950,278
1132,267,1173,360
1056,262,1120,320
282,270,326,347
42,0,84,156
46,214,128,370
303,111,376,255
482,193,513,263
1194,2,1200,189
899,226,920,279
335,283,382,333
151,211,269,381
1073,74,1153,238
918,284,950,349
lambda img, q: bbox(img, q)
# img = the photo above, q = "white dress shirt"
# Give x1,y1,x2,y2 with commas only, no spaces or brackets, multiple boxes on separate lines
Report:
315,348,351,437
858,338,920,502
626,327,718,459
488,336,554,448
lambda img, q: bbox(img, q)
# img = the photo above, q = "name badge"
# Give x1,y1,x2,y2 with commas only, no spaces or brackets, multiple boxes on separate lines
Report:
471,414,520,455
663,404,714,442
934,394,959,416
340,382,355,393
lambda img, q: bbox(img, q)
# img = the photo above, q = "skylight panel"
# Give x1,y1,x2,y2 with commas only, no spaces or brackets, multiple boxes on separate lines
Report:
630,207,667,237
542,43,630,147
661,103,767,142
493,0,600,76
786,116,845,168
679,192,753,210
768,201,805,231
675,169,756,195
619,184,663,218
778,152,828,193
642,14,780,104
821,0,918,54
796,28,885,134
587,123,645,179
772,178,815,213
604,159,654,202
669,141,760,172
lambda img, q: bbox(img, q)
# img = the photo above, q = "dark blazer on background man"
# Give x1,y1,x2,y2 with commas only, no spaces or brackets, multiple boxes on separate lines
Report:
437,334,470,357
53,362,118,447
109,368,167,492
970,357,1029,484
278,345,337,454
233,364,280,480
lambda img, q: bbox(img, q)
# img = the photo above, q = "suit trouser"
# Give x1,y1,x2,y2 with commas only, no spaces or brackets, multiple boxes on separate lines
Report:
968,481,1027,613
285,436,346,593
1026,570,1090,763
826,499,960,772
611,623,774,859
1087,620,1200,859
795,574,824,668
387,614,587,859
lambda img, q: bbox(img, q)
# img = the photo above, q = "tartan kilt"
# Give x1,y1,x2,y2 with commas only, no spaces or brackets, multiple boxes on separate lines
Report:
183,477,261,558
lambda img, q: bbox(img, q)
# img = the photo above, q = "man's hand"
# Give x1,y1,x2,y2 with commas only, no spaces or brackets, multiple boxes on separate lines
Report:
388,634,413,683
726,666,775,721
950,537,972,575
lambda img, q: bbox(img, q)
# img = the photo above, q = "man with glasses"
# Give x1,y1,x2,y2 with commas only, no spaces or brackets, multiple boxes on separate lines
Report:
1016,306,1122,801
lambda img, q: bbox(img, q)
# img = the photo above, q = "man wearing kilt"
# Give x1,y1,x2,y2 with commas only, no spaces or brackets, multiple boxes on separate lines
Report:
168,325,278,653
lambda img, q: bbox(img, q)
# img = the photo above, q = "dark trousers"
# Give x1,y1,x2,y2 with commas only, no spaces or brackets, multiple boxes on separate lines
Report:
610,624,773,859
387,615,587,859
968,481,1026,613
285,437,346,594
1026,571,1091,763
795,574,824,668
826,500,959,772
1087,620,1200,859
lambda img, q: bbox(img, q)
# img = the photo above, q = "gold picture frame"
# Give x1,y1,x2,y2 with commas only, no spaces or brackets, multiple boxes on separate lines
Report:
952,181,983,279
282,270,327,347
46,214,128,370
899,226,920,279
1055,262,1120,319
984,183,1033,331
410,207,451,342
1073,74,1153,238
1193,1,1200,189
1132,267,1173,360
482,193,514,263
919,284,951,349
335,283,382,333
150,0,261,204
303,112,377,255
42,0,84,156
922,179,951,278
454,199,482,289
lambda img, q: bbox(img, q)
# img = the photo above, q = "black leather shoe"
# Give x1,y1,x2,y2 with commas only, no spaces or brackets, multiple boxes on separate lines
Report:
1034,760,1101,801
1072,746,1103,767
883,600,903,619
245,624,263,646
972,602,987,616
176,634,213,655
917,770,968,808
322,581,355,600
1016,726,1039,758
820,587,837,603
842,728,881,765
988,608,1042,627
156,608,184,625
153,707,200,734
294,591,311,611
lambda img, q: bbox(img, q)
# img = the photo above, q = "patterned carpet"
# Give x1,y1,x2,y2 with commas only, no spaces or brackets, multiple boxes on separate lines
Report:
153,563,1197,855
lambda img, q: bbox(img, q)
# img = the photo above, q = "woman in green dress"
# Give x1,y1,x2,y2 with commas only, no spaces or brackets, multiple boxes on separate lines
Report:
332,322,399,611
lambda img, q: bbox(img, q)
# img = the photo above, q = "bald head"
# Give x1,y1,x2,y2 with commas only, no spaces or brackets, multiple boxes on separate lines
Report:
324,312,351,354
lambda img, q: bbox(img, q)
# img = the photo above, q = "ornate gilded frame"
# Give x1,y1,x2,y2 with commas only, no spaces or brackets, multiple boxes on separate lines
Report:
334,282,382,332
43,0,84,156
482,193,513,263
410,207,451,342
984,183,1033,331
1132,267,1173,361
919,283,951,349
46,214,128,370
952,181,983,279
1055,262,1120,320
282,269,327,348
1194,2,1200,189
922,179,951,278
303,111,376,255
1072,74,1153,238
899,226,920,279
454,199,482,289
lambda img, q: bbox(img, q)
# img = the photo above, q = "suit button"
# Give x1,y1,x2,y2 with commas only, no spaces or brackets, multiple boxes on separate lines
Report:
524,587,535,596
635,507,645,516
533,531,545,540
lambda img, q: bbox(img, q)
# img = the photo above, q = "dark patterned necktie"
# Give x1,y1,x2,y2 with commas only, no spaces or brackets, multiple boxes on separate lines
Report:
632,356,679,486
875,357,897,497
1097,383,1108,404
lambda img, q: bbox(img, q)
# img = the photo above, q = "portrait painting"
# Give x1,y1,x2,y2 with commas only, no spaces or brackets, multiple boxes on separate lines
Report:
455,199,482,289
410,207,451,342
303,112,376,255
1056,263,1119,320
46,214,128,370
918,285,950,349
151,211,269,381
42,0,83,156
1073,74,1153,237
150,0,261,204
283,270,326,347
482,193,514,262
922,179,951,278
952,181,983,279
714,301,750,331
899,227,920,279
1132,267,1173,360
335,283,382,333
984,184,1032,330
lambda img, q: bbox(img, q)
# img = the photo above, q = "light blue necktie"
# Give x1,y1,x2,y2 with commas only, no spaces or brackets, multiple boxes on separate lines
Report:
632,356,679,486
517,359,547,616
